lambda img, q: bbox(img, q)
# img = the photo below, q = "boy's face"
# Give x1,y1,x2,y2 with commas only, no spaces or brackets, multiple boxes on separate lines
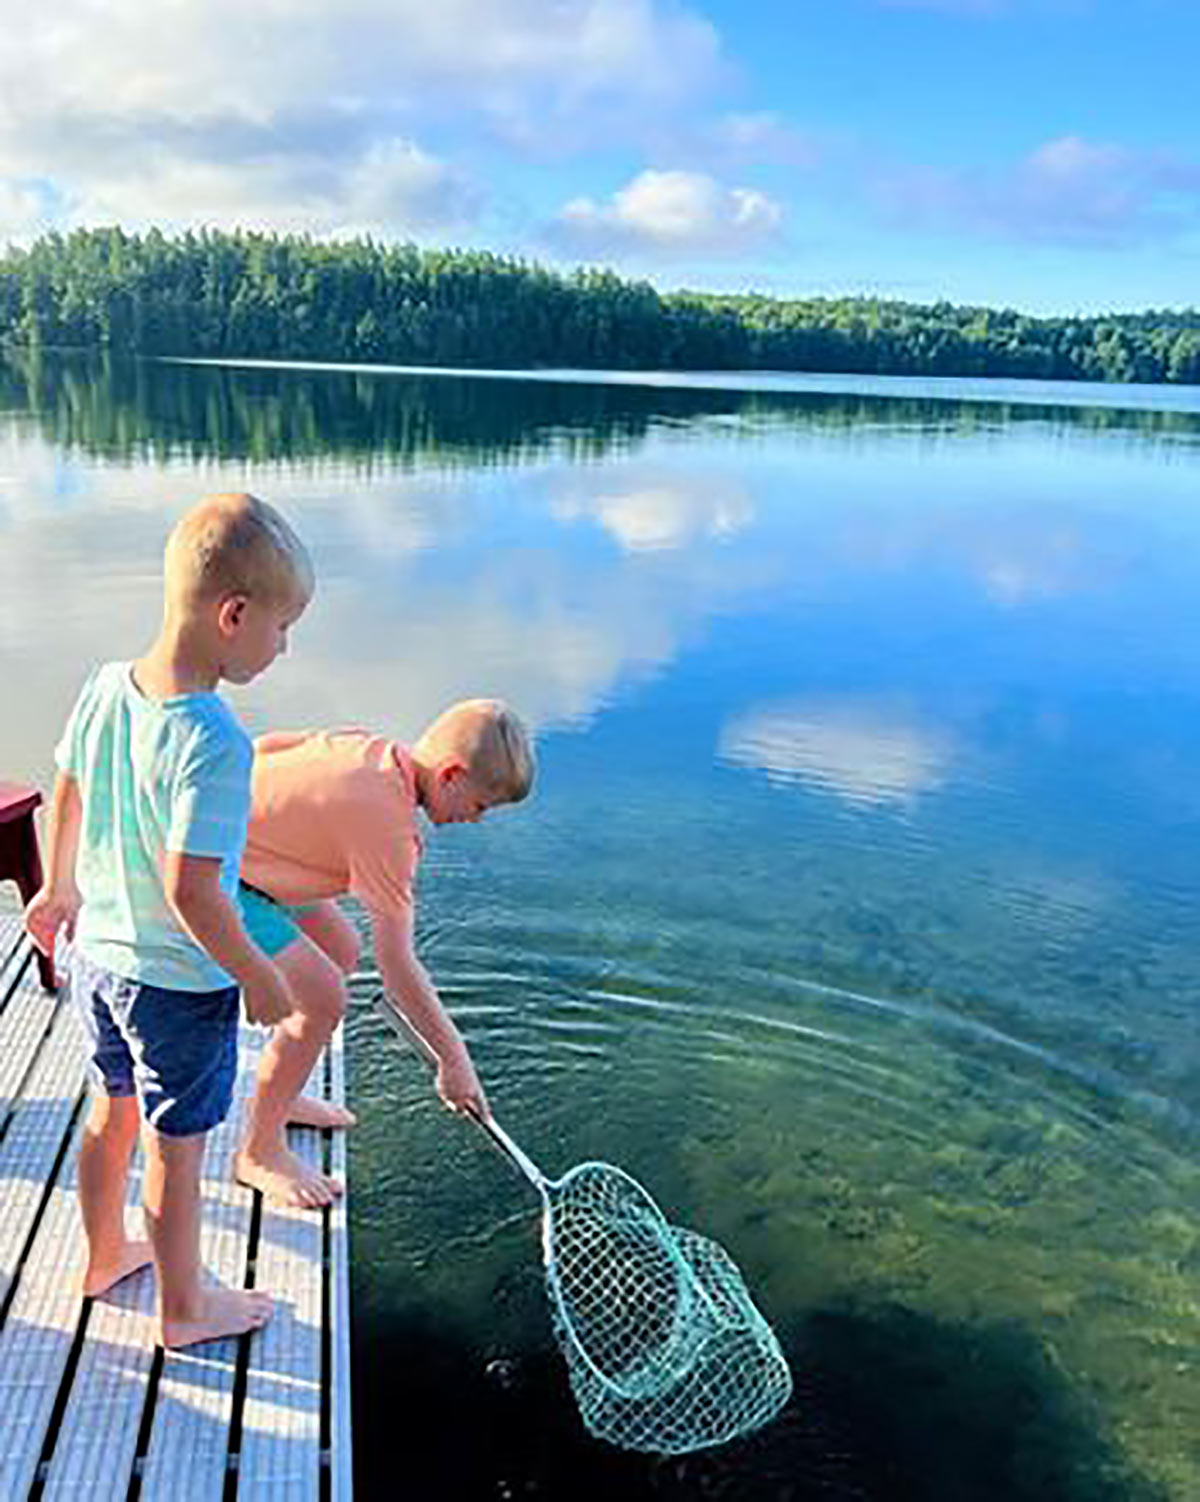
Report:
427,762,502,825
219,591,307,685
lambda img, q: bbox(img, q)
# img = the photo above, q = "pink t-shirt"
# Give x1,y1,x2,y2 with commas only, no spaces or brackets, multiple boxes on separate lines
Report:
242,730,421,912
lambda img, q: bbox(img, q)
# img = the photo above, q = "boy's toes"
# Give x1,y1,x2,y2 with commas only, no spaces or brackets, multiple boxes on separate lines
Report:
249,1291,273,1324
291,1166,340,1208
162,1286,274,1349
234,1147,339,1211
291,1174,329,1210
286,1095,357,1131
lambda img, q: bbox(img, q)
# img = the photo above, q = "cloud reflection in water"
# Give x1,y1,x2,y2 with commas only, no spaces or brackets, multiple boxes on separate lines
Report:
720,696,958,811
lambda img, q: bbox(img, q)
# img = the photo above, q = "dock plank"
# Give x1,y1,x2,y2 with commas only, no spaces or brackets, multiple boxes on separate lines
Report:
0,1177,88,1500
0,974,61,1121
0,994,89,1501
329,1025,353,1502
0,986,87,1313
33,1146,152,1502
0,916,354,1501
0,913,26,982
0,944,101,1496
137,1030,266,1501
64,1090,256,1502
237,1121,325,1499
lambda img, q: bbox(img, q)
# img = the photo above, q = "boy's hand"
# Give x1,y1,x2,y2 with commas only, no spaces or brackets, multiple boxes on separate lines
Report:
241,960,295,1028
436,1049,491,1122
24,883,81,958
370,905,491,1120
164,853,296,1026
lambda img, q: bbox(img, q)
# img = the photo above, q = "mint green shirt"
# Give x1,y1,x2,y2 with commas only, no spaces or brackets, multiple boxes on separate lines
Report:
55,662,253,991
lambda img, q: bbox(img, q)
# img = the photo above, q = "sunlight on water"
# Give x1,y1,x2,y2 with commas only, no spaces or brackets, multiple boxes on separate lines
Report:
3,353,1199,1499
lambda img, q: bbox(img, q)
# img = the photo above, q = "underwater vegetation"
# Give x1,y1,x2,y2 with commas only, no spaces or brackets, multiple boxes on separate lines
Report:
350,1291,1170,1501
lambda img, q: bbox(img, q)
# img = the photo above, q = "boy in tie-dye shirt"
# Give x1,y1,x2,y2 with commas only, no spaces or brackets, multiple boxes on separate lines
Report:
25,493,312,1350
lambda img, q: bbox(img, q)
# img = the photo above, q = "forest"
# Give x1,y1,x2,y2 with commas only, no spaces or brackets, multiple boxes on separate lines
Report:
2,227,1198,384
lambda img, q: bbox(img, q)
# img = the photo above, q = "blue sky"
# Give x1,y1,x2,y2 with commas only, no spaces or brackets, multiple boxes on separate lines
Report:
1,0,1197,314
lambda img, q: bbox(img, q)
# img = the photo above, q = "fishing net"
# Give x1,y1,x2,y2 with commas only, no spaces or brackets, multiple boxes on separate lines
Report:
540,1161,793,1454
375,993,791,1455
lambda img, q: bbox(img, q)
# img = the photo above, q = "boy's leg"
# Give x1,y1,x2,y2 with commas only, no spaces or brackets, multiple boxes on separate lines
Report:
116,974,269,1347
70,956,153,1296
143,1126,272,1349
286,900,358,1131
78,1092,153,1296
295,899,360,976
236,933,348,1209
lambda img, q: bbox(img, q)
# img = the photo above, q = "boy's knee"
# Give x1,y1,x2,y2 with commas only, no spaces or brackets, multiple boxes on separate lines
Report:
287,946,349,1028
86,1091,140,1136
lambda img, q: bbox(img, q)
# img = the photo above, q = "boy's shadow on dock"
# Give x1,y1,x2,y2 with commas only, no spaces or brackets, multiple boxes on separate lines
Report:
355,1293,1169,1502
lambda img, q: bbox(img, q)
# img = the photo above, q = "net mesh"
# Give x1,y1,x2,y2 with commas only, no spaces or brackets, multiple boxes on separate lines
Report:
541,1162,792,1454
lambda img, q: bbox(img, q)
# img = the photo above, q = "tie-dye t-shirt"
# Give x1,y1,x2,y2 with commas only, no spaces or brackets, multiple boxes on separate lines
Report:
55,661,252,990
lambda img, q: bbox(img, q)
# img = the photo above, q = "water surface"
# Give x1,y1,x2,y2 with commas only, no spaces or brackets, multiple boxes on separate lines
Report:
2,353,1198,1500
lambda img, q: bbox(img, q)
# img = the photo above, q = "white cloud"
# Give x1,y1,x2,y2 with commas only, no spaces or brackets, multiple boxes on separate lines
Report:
556,168,783,256
0,178,56,243
344,140,480,230
47,135,482,240
0,0,721,239
720,697,957,810
2,0,718,126
873,134,1198,247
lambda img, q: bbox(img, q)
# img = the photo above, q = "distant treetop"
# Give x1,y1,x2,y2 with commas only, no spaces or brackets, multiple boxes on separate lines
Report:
1,227,1197,385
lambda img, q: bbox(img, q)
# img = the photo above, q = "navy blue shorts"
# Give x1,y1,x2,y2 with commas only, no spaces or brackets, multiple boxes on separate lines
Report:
70,950,239,1138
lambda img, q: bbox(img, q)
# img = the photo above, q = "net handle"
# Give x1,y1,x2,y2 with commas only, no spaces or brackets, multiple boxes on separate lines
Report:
375,992,547,1192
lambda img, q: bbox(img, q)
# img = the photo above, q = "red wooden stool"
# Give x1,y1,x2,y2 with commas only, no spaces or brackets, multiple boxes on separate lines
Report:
0,782,56,991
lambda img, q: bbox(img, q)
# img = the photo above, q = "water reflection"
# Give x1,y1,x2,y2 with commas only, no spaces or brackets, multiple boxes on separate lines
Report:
4,350,1200,469
3,353,1200,1499
720,696,958,809
0,427,779,780
550,471,753,553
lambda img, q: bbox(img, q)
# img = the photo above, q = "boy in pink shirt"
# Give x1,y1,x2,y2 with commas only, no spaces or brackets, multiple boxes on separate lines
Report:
235,700,535,1207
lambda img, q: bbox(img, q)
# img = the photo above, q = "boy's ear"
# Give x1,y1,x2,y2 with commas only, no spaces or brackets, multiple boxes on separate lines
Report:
437,758,467,785
216,594,248,635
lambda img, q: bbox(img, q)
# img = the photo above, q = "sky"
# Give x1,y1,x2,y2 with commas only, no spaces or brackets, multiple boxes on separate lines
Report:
0,0,1197,315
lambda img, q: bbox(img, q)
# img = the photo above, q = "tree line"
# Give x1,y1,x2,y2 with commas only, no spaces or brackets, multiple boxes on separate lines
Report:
2,227,1198,385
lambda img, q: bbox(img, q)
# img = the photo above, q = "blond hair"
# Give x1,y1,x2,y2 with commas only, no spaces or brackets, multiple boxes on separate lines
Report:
164,492,313,610
426,699,535,804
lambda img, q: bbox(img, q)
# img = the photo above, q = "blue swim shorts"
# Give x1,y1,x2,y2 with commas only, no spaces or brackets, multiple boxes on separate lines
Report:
70,949,239,1137
237,882,309,958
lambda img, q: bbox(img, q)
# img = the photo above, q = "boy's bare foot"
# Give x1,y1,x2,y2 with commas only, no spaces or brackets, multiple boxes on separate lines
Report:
81,1238,154,1297
286,1095,357,1130
234,1145,344,1209
161,1285,273,1349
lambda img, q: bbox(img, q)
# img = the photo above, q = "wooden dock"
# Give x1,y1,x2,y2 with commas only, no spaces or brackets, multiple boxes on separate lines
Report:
0,912,352,1500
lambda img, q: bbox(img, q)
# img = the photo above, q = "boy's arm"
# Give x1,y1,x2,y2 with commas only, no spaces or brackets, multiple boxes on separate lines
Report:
163,852,293,1025
372,905,490,1120
24,772,83,957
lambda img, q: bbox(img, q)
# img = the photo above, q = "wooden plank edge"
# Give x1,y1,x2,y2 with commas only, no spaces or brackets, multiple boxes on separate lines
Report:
327,1024,353,1502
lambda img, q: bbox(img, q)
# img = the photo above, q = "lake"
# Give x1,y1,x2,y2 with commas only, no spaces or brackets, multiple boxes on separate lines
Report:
2,351,1198,1500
